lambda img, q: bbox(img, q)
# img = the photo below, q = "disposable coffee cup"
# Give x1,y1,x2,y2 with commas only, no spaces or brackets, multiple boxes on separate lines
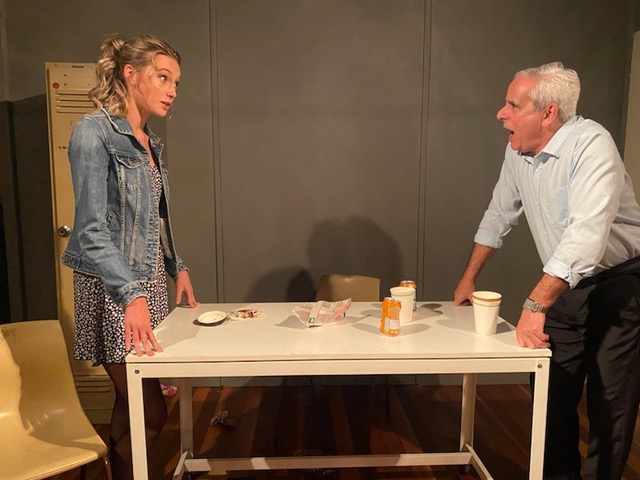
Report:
472,291,502,335
390,286,414,323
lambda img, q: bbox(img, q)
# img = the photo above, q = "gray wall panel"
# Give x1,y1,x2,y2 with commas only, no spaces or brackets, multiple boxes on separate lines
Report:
216,0,425,300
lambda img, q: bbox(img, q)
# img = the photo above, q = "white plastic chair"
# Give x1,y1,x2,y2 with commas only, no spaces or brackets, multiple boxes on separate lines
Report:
0,320,112,480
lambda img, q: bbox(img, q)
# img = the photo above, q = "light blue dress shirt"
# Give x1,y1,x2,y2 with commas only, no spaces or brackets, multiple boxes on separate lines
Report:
475,115,640,288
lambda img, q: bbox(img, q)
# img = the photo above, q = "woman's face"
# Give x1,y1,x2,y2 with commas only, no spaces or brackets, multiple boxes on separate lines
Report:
128,54,181,119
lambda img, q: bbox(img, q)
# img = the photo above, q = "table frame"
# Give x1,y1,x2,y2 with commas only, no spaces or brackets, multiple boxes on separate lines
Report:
127,356,550,479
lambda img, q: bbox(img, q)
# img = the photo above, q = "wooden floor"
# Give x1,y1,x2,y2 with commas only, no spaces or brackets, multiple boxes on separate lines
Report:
48,383,640,480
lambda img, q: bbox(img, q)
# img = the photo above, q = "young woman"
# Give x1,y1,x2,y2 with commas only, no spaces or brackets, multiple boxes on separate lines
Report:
62,34,198,479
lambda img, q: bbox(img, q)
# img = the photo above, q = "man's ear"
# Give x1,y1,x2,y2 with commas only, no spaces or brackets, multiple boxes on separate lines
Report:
542,103,559,125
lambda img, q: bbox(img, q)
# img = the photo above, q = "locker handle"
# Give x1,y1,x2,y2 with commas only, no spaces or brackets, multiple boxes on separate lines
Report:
57,225,72,237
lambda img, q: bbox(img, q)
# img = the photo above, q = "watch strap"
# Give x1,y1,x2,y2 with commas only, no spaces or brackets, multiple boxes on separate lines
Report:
523,297,549,314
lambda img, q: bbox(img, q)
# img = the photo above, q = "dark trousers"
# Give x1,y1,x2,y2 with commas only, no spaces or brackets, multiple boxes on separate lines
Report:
541,256,640,480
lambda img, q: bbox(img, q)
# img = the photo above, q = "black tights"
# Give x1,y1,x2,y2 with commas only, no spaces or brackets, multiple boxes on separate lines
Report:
103,363,167,480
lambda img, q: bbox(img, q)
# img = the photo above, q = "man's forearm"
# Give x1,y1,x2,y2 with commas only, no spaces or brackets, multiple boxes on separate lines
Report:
527,273,570,308
460,243,498,282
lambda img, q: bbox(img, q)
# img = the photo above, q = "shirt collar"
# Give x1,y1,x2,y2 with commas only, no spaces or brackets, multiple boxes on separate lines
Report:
518,115,581,164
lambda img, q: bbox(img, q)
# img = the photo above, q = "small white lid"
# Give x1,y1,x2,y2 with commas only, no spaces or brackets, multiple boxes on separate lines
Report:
197,310,227,325
390,286,415,296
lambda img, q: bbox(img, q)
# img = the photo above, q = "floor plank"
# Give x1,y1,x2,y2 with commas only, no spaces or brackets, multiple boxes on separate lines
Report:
45,383,640,480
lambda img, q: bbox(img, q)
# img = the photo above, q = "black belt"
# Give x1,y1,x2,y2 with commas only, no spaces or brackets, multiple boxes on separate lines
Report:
576,255,640,289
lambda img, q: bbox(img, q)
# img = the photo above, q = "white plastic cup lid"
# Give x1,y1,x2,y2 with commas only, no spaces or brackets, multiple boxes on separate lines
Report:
390,286,415,296
472,291,502,303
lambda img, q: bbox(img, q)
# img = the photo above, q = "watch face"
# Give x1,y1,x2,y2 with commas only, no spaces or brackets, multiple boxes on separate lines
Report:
524,298,546,313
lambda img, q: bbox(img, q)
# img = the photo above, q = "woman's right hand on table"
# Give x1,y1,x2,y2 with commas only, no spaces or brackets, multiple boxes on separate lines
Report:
125,296,163,356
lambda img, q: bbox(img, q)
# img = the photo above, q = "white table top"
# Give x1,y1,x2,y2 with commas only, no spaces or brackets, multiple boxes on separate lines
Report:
126,301,551,364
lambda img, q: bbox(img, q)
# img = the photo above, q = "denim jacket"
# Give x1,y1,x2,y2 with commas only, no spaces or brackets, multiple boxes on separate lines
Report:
62,108,188,309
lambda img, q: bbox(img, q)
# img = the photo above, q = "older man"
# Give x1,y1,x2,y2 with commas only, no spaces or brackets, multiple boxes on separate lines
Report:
454,62,640,479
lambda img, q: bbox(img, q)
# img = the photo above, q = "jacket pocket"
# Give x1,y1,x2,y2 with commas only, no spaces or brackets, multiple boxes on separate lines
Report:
105,210,118,230
114,153,144,190
113,153,145,265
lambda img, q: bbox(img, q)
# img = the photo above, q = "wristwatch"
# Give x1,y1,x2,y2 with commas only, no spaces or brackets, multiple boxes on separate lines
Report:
523,297,549,314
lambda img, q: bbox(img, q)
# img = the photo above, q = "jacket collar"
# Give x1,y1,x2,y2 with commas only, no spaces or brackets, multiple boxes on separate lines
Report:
100,108,163,150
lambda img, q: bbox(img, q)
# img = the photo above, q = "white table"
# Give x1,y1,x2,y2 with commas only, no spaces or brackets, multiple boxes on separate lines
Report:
126,301,550,479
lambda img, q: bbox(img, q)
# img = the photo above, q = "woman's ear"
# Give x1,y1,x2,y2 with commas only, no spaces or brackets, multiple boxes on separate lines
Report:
123,64,136,87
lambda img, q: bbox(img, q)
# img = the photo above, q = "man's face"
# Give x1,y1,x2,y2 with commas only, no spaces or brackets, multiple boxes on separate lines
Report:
496,76,548,155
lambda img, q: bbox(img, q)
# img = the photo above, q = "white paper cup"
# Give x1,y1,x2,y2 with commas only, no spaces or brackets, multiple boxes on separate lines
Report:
390,286,414,323
472,291,502,335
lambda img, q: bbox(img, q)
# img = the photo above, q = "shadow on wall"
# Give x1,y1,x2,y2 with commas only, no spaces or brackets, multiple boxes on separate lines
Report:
245,267,316,302
307,216,403,297
245,216,402,301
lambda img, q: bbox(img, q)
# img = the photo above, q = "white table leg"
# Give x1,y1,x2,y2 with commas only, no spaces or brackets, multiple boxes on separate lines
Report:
179,378,194,456
126,364,149,480
460,373,477,450
529,359,550,480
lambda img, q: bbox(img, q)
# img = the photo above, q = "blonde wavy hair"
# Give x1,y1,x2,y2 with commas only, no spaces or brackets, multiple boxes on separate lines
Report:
89,34,181,116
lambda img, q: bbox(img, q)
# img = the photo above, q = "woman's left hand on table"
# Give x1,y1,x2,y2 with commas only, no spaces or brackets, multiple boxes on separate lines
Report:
176,270,199,307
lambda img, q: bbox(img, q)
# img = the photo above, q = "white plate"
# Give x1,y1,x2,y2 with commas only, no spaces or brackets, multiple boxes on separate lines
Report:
196,310,228,326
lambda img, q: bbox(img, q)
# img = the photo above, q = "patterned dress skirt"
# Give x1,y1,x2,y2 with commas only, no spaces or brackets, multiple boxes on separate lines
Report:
72,163,169,366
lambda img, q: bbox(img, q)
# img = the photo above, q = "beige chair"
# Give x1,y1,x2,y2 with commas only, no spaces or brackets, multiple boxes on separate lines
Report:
0,320,112,480
315,274,380,302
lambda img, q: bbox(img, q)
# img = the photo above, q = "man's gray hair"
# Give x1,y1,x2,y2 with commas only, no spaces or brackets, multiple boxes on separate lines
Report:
515,61,580,123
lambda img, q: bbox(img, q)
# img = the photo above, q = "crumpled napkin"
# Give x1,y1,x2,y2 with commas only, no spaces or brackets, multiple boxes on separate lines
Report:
293,299,352,327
